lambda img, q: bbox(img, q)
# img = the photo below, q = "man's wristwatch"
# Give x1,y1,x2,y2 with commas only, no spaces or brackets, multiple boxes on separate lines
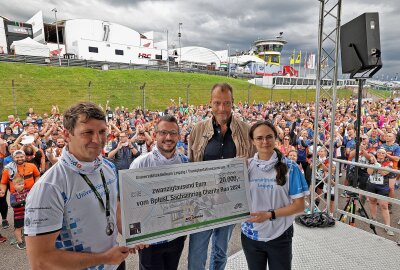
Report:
268,209,276,221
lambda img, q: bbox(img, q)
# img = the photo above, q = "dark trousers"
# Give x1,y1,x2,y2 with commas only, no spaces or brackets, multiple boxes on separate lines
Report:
241,225,293,270
0,189,8,220
116,261,126,270
139,236,186,270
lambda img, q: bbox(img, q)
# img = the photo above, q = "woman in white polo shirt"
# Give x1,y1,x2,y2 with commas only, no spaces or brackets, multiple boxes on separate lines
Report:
241,121,309,270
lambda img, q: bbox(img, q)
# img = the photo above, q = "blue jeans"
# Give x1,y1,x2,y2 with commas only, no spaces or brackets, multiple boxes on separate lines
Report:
188,224,235,270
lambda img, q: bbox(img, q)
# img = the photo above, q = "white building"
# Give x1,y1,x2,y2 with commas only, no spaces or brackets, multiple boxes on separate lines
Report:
0,11,172,65
0,17,8,54
61,19,159,64
0,10,274,71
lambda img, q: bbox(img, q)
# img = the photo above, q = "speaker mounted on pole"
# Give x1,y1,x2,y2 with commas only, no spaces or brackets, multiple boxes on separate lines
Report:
340,12,382,79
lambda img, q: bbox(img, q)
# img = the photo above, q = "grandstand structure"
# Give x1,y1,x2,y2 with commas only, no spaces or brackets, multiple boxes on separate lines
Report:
250,75,358,89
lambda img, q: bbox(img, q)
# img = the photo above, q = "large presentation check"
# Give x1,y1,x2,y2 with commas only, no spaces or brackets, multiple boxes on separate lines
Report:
119,158,250,246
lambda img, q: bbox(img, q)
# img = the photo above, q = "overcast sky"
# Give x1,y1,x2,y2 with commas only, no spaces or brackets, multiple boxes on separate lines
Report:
2,0,399,78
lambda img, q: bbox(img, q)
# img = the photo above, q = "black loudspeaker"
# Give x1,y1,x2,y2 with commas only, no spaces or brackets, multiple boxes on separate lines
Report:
340,12,382,78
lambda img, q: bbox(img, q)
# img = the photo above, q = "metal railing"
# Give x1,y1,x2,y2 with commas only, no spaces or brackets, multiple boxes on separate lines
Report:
327,158,400,236
0,54,260,80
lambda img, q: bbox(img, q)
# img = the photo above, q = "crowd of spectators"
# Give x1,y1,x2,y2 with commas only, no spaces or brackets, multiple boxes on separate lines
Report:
1,97,400,246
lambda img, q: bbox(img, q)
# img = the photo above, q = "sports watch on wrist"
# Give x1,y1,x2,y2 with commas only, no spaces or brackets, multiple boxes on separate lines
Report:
268,209,276,221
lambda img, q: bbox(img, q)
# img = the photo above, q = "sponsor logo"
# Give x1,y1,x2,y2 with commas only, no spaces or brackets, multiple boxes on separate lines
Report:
70,161,82,169
234,203,243,209
185,214,204,222
138,53,151,59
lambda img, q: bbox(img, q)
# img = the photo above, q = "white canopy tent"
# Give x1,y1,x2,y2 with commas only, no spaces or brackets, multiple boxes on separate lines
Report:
177,46,221,67
10,37,49,57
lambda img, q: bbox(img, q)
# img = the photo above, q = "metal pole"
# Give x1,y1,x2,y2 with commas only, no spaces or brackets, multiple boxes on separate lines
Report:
88,81,92,102
304,51,308,78
298,51,302,78
292,49,295,72
227,44,230,77
270,87,273,101
305,86,309,103
353,79,364,187
326,0,342,213
12,80,17,116
140,83,146,110
264,60,266,77
178,22,182,70
52,8,61,66
310,0,325,213
131,82,135,109
166,29,170,72
333,163,340,217
247,84,251,104
186,84,190,105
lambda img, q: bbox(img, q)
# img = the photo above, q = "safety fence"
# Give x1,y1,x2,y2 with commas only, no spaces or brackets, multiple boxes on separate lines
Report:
318,158,400,241
0,53,258,79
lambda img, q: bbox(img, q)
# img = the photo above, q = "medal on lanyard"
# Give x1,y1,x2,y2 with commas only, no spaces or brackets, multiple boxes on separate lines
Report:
105,216,115,236
80,169,114,236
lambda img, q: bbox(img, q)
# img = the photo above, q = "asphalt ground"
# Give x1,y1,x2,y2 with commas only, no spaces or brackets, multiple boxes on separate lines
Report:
1,175,399,270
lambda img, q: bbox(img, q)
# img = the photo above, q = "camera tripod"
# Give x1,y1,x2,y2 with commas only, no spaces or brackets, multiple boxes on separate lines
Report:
339,192,377,235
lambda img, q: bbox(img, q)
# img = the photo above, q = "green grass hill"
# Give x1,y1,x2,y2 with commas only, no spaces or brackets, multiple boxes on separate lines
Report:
0,62,351,119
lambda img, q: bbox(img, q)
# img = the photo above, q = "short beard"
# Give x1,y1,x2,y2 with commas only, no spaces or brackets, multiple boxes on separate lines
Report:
158,141,177,154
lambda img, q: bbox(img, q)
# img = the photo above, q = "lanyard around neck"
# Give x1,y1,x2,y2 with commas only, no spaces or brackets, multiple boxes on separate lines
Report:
79,169,110,218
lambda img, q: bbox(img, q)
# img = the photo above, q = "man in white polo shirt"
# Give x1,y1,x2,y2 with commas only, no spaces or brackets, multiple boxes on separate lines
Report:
130,115,189,270
24,102,144,270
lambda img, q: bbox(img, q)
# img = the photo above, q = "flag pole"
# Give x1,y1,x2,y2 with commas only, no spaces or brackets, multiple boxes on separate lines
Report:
304,51,308,77
292,49,295,75
298,50,301,77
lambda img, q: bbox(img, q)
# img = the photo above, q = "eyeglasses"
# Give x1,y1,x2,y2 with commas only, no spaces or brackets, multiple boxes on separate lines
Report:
254,135,275,142
284,138,290,140
157,130,179,137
